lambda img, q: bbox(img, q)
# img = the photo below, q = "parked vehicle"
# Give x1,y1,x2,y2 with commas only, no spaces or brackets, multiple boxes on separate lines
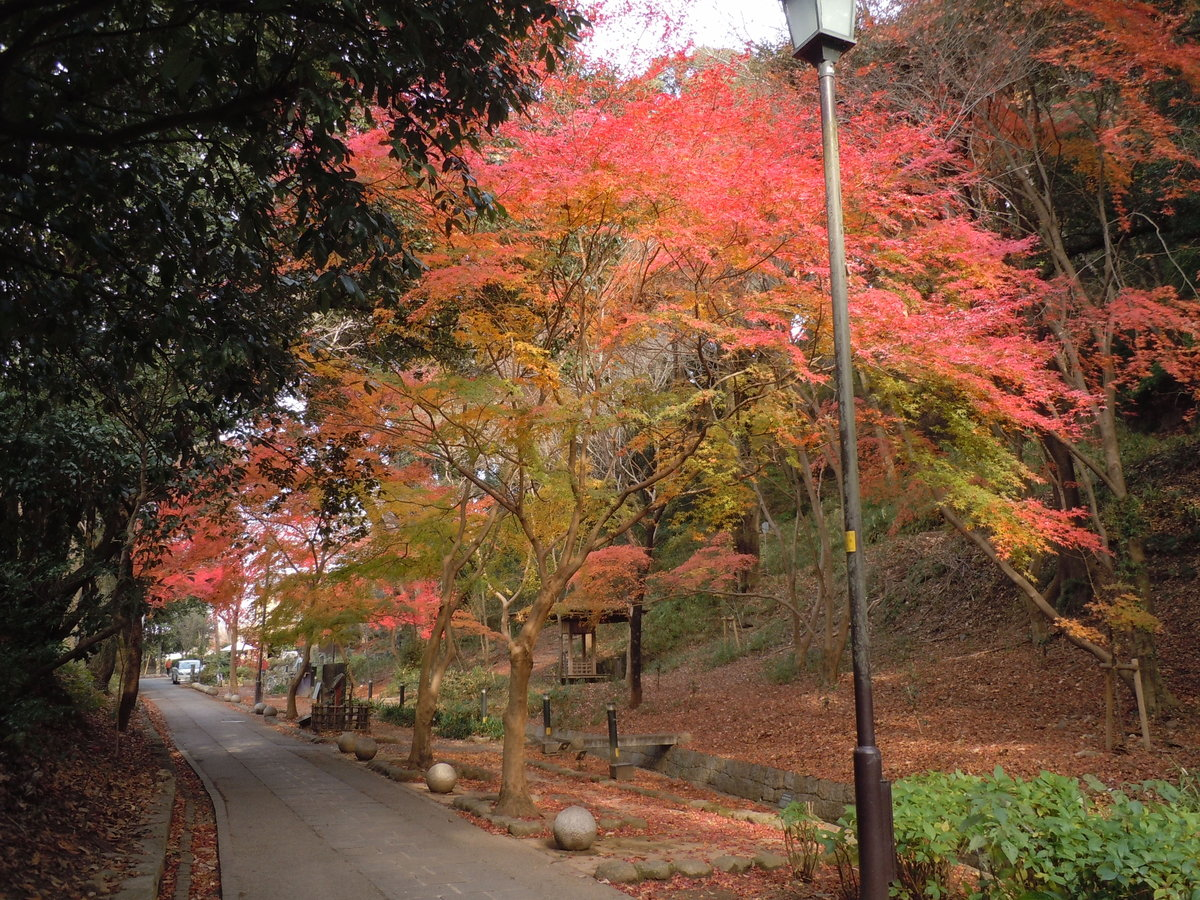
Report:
171,659,203,684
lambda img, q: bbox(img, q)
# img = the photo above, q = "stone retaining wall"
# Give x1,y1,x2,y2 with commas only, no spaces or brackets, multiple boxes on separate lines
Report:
622,745,854,823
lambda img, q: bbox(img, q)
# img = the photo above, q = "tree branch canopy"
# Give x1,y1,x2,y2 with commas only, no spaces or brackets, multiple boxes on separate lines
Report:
0,0,583,745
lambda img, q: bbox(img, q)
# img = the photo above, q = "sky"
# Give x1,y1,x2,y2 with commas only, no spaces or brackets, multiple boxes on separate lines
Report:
674,0,788,47
580,0,790,71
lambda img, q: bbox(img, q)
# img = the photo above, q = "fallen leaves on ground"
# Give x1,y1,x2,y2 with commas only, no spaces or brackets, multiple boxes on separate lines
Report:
0,704,165,900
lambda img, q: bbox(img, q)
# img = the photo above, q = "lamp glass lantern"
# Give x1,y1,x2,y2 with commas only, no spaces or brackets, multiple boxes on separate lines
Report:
782,0,856,65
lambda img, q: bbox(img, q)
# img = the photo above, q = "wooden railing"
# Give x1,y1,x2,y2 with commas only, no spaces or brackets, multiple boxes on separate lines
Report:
311,700,371,733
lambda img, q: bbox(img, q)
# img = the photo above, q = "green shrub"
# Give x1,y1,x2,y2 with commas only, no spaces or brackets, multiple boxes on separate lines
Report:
821,812,859,900
477,715,505,740
1169,768,1200,813
374,702,416,727
781,801,823,882
746,617,786,653
437,666,506,708
763,652,799,684
393,662,422,696
878,767,1200,900
56,659,104,713
1070,784,1200,900
643,595,722,661
435,705,478,740
708,640,745,668
961,769,1091,898
891,771,980,899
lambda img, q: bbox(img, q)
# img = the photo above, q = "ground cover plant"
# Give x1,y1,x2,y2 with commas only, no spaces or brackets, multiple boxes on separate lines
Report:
865,768,1200,899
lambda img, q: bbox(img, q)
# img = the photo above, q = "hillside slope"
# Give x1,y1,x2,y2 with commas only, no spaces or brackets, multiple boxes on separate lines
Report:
552,440,1200,789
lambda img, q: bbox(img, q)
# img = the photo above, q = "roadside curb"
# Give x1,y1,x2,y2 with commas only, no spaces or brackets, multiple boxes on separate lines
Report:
113,710,176,900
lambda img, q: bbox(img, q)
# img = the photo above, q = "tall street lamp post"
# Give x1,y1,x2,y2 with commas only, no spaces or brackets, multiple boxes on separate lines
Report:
779,2,894,897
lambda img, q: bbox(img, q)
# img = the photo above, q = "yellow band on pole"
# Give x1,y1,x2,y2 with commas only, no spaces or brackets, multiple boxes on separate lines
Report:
845,530,857,552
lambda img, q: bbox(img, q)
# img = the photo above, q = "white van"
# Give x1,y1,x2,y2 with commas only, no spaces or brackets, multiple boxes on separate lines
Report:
171,659,203,684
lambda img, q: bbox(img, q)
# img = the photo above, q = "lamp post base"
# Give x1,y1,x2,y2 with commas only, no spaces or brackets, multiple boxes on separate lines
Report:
854,746,895,899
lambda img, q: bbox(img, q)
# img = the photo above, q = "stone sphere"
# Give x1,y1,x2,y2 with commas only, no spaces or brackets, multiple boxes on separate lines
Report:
253,702,265,715
354,737,378,761
225,693,238,703
553,805,597,851
337,732,358,754
262,704,277,717
425,762,457,794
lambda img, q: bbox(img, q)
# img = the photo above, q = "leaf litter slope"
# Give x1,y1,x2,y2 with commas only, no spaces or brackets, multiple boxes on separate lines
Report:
601,528,1200,788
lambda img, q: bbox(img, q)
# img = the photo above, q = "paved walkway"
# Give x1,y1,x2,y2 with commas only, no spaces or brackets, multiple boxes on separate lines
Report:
142,679,625,900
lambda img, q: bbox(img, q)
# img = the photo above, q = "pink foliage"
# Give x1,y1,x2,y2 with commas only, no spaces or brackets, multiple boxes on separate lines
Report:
374,579,440,638
650,533,757,597
565,545,651,616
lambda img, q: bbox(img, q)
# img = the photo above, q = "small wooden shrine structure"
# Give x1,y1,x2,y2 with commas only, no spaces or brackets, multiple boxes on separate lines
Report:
556,604,630,683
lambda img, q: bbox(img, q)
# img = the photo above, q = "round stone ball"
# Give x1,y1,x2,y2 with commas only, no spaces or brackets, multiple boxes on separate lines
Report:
425,762,458,794
253,702,265,715
553,805,597,851
337,732,358,754
354,737,378,761
225,693,238,703
262,704,277,717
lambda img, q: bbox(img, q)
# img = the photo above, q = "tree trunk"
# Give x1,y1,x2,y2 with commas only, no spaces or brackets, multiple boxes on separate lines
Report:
732,503,761,594
827,597,852,684
117,613,143,732
407,616,455,770
286,640,312,719
1061,423,1174,714
1126,533,1174,715
494,565,578,818
628,600,643,710
798,446,840,676
1043,434,1094,614
494,635,539,819
89,635,119,694
627,515,659,711
229,606,240,692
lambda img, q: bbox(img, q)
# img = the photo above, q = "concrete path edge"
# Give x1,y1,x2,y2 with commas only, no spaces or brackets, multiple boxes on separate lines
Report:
113,711,175,900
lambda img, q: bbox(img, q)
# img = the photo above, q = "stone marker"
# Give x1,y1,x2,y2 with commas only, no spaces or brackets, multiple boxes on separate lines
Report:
425,762,457,793
594,860,640,884
634,859,673,881
753,854,792,873
552,805,597,851
507,820,543,838
253,702,265,715
674,858,714,878
712,855,752,874
753,851,788,871
262,704,277,717
354,736,378,761
337,732,358,754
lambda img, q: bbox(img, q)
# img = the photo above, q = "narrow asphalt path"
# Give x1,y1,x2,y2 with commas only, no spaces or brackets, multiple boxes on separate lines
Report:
142,679,626,900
